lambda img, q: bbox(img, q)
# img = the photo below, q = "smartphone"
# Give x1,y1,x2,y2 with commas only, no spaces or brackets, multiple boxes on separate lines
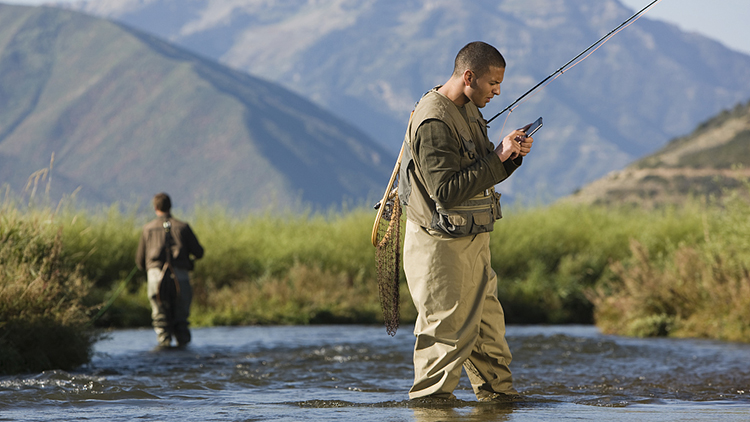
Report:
525,117,543,136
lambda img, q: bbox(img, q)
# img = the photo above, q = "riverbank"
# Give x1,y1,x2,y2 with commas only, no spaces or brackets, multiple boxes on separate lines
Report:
2,190,750,373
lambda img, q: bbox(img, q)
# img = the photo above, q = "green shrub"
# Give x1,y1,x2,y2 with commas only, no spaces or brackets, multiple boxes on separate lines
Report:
588,193,750,341
491,202,704,323
0,206,99,374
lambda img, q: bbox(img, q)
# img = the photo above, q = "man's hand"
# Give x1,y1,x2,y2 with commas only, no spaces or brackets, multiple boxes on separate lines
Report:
495,129,526,161
518,133,533,157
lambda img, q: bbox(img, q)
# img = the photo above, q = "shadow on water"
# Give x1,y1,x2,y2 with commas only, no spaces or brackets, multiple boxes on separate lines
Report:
1,325,749,421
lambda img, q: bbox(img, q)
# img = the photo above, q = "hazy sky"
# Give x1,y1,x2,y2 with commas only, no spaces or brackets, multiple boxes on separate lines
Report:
620,0,750,54
4,0,750,55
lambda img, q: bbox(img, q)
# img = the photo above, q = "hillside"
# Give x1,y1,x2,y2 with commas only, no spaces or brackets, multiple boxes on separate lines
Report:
61,0,750,203
566,100,750,207
0,4,393,212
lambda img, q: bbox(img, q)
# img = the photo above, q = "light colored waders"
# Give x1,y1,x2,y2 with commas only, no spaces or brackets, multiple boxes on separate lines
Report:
404,220,516,399
147,267,192,347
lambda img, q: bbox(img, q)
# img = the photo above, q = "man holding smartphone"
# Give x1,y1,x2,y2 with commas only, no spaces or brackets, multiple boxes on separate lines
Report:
398,41,534,401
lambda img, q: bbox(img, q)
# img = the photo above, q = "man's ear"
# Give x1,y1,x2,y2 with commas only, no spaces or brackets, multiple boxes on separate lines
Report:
462,69,473,86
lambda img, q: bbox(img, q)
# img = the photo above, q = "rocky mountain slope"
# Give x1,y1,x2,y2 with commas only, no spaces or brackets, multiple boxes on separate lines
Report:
0,4,393,211
61,0,750,202
567,100,750,207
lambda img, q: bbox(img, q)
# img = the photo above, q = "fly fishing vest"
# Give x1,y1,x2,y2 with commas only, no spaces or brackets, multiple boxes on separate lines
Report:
399,88,502,238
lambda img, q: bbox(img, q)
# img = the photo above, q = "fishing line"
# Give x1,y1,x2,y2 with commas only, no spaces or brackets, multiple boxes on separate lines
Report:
489,0,664,133
89,266,139,325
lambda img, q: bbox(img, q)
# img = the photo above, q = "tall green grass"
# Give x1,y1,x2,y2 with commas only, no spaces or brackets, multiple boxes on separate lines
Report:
0,201,98,375
51,205,414,329
588,193,750,341
79,194,749,343
4,188,750,376
491,202,705,323
186,207,415,326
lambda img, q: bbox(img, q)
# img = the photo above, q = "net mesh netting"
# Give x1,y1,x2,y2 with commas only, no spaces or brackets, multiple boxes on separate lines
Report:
375,188,402,336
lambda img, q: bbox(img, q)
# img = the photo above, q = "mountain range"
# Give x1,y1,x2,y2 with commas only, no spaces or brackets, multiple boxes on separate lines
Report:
60,0,750,203
0,3,393,211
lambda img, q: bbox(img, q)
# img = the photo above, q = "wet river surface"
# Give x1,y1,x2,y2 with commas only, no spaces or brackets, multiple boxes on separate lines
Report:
1,325,749,421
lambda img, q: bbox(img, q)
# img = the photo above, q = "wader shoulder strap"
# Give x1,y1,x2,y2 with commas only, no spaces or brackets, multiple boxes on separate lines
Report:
157,218,180,303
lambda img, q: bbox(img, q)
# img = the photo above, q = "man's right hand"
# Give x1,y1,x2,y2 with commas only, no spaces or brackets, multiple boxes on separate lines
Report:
495,129,526,161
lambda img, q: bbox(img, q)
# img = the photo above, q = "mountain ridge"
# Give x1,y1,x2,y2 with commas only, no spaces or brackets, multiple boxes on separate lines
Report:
566,100,750,207
0,4,393,212
61,0,750,203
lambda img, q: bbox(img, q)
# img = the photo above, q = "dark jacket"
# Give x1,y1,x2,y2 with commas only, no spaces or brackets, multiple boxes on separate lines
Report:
135,215,204,271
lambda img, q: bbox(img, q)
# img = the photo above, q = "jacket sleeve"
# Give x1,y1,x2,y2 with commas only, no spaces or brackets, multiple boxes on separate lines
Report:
135,230,147,271
185,225,204,260
413,119,518,209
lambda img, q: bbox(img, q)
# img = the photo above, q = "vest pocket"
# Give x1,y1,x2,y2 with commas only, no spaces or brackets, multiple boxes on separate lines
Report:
446,213,468,226
473,210,492,226
459,134,476,160
492,190,503,221
431,199,496,237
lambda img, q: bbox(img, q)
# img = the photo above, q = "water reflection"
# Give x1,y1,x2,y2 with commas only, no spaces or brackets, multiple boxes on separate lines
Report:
411,406,513,422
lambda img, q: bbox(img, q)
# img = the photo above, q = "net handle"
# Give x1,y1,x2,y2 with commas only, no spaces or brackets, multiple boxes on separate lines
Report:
371,142,405,247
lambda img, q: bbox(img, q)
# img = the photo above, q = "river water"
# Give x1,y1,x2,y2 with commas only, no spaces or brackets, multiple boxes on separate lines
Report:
1,325,749,421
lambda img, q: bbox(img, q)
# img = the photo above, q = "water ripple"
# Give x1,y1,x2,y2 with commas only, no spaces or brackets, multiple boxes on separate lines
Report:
2,325,749,421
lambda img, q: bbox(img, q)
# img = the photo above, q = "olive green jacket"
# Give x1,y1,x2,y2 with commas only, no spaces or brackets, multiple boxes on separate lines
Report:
399,88,522,235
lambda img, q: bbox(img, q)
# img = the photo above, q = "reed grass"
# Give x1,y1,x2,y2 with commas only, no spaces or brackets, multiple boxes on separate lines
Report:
4,185,750,376
0,202,98,375
85,195,747,342
588,193,750,342
106,207,418,329
491,202,705,323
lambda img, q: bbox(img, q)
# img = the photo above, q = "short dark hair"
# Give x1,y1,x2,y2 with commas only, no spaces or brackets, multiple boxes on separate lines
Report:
153,193,171,212
452,41,506,77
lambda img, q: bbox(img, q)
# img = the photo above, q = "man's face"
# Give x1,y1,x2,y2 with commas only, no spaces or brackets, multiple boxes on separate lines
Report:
467,65,505,108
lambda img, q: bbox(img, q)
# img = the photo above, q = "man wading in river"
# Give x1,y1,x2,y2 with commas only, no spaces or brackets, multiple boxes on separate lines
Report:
136,193,204,347
398,41,533,401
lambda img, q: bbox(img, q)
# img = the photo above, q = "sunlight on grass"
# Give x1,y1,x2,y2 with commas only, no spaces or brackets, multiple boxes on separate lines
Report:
3,186,750,374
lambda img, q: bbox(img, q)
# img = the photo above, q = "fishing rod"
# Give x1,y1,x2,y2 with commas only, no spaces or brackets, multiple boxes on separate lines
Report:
487,0,662,124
